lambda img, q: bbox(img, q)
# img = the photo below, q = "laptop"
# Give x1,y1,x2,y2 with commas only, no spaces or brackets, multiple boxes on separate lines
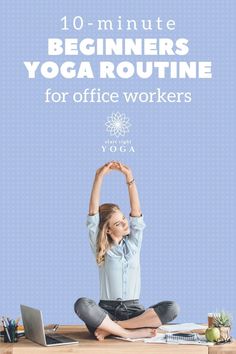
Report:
20,305,79,346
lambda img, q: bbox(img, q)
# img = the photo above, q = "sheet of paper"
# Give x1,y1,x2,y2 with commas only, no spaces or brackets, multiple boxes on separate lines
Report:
112,336,145,342
159,323,208,332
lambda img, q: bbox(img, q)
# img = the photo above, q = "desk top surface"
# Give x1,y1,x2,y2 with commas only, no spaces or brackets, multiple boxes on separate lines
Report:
0,325,235,354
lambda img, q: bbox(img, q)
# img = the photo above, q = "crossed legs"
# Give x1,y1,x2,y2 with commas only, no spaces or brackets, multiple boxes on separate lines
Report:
74,298,180,341
94,308,162,340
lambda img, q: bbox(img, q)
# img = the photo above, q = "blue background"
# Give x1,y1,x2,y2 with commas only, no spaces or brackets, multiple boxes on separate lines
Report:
1,0,235,335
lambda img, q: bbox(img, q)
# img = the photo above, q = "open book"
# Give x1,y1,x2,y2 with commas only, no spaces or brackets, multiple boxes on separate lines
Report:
144,332,214,346
113,332,214,345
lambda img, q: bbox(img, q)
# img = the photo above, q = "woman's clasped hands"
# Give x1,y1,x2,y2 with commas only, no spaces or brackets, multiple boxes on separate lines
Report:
96,161,133,181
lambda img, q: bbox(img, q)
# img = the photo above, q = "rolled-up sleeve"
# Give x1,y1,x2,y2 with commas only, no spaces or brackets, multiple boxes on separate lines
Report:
86,213,100,256
127,215,146,251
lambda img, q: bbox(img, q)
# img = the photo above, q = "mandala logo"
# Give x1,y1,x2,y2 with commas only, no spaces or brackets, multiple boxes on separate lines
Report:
105,112,131,137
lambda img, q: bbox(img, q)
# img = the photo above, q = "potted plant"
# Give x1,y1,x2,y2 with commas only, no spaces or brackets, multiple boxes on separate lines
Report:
212,311,233,342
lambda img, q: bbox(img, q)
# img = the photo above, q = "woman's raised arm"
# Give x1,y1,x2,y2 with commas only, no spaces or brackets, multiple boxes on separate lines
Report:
88,162,114,215
116,162,142,217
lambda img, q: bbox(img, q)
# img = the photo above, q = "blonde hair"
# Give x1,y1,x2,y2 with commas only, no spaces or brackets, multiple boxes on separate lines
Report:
96,203,120,265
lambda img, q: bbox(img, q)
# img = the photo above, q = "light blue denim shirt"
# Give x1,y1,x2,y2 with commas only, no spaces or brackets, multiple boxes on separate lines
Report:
86,213,146,301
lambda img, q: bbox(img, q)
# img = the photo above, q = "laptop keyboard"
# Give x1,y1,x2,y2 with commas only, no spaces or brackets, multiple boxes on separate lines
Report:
46,334,77,344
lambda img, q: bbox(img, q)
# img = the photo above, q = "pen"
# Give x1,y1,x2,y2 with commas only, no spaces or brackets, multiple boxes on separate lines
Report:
3,317,9,326
11,320,16,342
2,318,11,342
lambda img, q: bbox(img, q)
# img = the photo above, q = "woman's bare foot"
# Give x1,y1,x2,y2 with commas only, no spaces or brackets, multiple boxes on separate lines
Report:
94,328,111,341
94,327,157,341
128,327,157,339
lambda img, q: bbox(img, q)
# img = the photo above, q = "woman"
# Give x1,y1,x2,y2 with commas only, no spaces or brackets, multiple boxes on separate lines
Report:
74,161,180,340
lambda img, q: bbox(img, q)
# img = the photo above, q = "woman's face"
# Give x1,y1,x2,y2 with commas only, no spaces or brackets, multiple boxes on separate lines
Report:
107,210,130,244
